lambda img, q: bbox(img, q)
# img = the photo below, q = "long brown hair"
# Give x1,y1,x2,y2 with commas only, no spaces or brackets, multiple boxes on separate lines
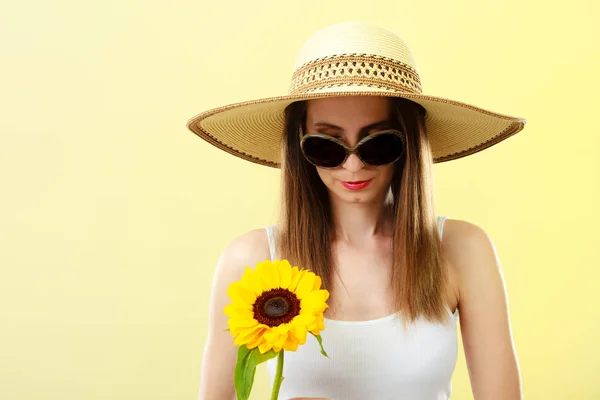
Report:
276,96,451,326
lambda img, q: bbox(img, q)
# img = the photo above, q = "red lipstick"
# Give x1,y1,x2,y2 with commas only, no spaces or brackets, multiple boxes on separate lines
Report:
340,178,374,190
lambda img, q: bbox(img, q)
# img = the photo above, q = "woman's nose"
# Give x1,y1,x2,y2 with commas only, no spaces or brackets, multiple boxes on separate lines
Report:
342,152,365,172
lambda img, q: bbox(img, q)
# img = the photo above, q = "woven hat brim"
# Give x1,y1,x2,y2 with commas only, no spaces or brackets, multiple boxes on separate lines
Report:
186,90,526,168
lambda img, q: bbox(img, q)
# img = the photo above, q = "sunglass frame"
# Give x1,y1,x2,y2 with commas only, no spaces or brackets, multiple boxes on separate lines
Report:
299,129,407,169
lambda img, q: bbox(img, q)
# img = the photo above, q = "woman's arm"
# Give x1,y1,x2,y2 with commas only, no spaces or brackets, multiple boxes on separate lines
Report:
445,220,523,400
197,229,271,400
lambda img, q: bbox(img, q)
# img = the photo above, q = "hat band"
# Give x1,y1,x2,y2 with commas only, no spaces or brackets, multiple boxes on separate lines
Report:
288,54,423,95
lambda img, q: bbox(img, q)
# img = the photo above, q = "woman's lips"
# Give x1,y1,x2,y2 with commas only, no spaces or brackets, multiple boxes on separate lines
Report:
339,178,374,190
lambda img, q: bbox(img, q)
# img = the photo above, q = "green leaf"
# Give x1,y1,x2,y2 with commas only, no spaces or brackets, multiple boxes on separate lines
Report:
234,346,278,400
223,328,230,332
310,332,329,358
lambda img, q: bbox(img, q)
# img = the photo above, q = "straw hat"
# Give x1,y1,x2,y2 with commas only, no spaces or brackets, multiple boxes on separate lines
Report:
186,22,526,168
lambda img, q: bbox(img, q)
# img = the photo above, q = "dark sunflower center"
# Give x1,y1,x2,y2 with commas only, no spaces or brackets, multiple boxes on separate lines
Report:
253,288,301,327
263,296,289,317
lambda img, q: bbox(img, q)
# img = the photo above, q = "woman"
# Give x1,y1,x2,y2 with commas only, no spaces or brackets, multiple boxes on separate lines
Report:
188,22,524,400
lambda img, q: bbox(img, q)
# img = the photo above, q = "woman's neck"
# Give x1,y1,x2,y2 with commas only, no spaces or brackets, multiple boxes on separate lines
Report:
329,194,393,244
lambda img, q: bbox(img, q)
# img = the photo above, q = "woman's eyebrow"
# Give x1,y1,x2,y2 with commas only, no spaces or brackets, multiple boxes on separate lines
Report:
313,119,391,133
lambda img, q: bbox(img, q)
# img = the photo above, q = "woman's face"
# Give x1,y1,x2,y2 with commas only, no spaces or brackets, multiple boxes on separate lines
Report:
304,96,397,204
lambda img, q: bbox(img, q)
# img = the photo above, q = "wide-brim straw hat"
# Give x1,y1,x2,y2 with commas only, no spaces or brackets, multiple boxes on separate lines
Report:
186,22,526,168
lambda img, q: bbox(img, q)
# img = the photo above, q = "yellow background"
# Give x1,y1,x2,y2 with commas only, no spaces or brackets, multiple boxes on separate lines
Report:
1,0,598,399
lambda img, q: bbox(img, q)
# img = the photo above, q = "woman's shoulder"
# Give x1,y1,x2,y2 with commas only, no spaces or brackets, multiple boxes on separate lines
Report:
441,218,492,251
219,228,272,270
224,227,271,257
440,218,500,312
440,217,500,285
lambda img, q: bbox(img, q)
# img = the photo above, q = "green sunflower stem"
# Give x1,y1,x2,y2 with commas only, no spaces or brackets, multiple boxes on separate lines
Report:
270,350,284,400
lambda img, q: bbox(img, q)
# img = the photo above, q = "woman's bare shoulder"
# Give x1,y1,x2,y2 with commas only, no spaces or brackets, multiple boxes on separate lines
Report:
440,217,501,293
219,228,272,271
441,218,492,253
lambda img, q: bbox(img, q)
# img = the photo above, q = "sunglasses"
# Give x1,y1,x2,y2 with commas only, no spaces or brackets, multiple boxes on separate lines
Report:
300,129,406,169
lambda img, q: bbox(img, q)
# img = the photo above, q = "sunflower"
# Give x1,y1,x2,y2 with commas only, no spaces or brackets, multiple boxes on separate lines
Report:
224,259,329,354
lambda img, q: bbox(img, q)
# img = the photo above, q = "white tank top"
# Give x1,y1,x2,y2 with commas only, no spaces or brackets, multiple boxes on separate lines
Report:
263,216,459,400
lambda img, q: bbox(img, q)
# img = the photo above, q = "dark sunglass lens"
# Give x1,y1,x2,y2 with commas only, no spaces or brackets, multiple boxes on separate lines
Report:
358,133,404,165
302,136,346,168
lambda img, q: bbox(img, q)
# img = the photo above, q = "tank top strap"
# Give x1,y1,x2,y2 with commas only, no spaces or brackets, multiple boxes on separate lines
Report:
437,215,448,240
264,225,278,261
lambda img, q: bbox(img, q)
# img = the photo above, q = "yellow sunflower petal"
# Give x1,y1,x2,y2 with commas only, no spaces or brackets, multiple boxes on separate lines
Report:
292,312,316,326
270,260,284,288
241,267,263,296
283,333,300,352
289,325,308,345
307,314,325,335
233,325,264,346
258,340,272,354
300,289,330,313
227,317,258,332
278,261,292,289
235,325,258,340
226,282,257,305
273,331,288,349
274,323,291,334
288,267,303,292
262,329,279,345
312,275,322,291
295,271,316,299
224,303,253,319
256,260,278,291
246,332,263,349
261,324,292,348
310,327,321,335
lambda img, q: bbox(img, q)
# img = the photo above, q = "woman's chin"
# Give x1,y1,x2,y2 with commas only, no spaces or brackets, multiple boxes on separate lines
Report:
332,186,383,204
